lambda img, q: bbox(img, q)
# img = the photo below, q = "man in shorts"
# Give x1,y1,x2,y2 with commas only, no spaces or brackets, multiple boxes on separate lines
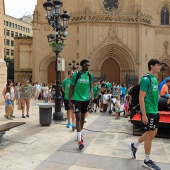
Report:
62,70,76,130
20,79,32,118
69,59,94,149
129,59,161,170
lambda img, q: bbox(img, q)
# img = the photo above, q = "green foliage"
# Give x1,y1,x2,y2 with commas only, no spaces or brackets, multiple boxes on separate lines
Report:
49,41,66,47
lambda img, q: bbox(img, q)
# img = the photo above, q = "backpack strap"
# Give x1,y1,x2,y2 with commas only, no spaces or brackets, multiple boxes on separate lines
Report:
74,71,81,87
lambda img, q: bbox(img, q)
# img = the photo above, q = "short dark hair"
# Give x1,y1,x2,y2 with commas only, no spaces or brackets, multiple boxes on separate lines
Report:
80,59,89,66
166,79,170,83
148,59,161,71
68,70,72,75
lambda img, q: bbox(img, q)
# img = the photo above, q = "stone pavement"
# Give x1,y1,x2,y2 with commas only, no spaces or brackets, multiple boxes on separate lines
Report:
0,99,170,170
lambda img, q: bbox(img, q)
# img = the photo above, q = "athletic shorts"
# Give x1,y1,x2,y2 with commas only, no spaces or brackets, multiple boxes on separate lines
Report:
64,99,70,110
93,99,97,104
140,113,160,131
72,100,89,114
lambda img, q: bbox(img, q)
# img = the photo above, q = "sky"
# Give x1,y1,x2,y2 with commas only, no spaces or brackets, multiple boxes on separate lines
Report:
4,0,37,18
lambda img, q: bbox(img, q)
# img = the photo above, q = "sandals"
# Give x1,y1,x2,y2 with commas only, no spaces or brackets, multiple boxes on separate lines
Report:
4,115,9,119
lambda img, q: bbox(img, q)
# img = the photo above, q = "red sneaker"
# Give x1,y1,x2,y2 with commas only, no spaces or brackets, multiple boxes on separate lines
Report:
77,135,83,142
78,141,84,150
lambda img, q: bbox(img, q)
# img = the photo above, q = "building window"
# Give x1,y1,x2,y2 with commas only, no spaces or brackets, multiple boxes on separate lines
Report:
19,33,22,37
6,49,10,55
28,28,30,33
6,39,10,45
4,20,5,25
11,40,14,46
11,31,14,37
15,24,17,29
161,7,169,25
23,27,25,31
11,50,14,56
6,21,8,26
21,26,22,31
12,23,14,28
4,29,5,35
18,25,20,30
9,22,11,27
26,28,28,32
6,30,10,36
15,32,18,37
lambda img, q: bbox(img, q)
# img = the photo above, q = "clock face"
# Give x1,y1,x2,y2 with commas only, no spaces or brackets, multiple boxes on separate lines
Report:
103,0,119,12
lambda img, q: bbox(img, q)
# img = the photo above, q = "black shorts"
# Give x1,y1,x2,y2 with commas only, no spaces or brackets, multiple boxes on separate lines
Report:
140,113,160,131
64,99,70,110
72,100,89,114
93,99,97,104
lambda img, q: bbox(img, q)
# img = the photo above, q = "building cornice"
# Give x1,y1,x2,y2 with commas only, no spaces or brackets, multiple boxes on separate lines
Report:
70,8,152,25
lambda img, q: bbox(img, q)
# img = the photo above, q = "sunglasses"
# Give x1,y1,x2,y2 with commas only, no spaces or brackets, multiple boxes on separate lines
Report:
84,64,90,67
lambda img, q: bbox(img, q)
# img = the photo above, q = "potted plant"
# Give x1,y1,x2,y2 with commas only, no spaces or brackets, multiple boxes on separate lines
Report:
49,41,66,52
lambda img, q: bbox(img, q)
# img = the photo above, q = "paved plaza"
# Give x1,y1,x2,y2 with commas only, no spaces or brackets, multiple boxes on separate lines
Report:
0,99,170,170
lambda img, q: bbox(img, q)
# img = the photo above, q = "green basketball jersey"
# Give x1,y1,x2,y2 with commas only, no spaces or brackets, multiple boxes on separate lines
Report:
71,71,94,101
62,78,71,100
140,73,159,114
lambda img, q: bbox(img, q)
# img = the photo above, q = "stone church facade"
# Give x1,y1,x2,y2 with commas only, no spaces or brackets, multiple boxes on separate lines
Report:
14,0,170,85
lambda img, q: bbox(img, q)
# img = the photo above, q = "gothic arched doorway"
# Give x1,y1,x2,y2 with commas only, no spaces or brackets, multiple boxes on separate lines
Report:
48,61,56,84
101,58,120,83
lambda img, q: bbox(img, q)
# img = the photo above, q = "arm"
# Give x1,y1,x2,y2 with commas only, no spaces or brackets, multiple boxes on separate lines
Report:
2,88,6,98
139,90,148,124
68,84,74,108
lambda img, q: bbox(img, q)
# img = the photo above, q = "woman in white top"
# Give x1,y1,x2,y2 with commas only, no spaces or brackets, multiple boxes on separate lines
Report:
4,86,14,120
2,80,15,118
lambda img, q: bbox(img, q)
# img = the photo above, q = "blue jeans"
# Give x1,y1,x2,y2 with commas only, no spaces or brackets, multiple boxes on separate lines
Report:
120,94,125,103
163,94,170,99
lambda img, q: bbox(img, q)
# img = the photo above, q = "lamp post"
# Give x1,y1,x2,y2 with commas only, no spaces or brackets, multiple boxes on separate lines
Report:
68,60,79,71
161,62,169,81
5,58,10,80
43,0,70,121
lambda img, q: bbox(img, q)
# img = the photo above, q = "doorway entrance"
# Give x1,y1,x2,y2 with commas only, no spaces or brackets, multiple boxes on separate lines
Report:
101,58,120,83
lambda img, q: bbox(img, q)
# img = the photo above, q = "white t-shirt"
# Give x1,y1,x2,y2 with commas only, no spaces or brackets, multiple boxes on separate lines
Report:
103,94,108,104
5,92,11,99
10,87,15,99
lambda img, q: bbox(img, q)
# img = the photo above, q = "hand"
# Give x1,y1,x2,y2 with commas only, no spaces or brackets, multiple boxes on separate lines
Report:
142,114,148,124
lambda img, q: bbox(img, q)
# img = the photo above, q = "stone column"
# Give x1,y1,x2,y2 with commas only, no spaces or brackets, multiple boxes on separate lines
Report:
0,0,6,105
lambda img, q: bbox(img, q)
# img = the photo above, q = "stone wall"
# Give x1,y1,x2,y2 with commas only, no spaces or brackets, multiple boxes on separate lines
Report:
0,0,6,105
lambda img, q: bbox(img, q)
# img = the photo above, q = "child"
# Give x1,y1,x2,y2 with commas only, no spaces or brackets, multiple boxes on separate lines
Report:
124,95,131,118
107,89,112,114
4,86,14,120
115,95,121,120
103,90,108,113
43,85,49,103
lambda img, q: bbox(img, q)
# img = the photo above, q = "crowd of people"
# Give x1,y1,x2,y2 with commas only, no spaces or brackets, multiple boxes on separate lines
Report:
1,58,162,170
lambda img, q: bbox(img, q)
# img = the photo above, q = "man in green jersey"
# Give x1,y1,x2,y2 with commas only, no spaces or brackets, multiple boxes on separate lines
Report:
69,59,94,149
62,70,76,130
129,59,161,170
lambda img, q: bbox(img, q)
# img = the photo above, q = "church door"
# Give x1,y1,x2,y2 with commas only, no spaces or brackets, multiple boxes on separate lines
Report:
101,58,120,83
48,61,56,84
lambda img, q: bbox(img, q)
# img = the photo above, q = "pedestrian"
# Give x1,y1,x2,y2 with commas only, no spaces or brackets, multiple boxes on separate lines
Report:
124,95,130,118
2,80,15,118
129,59,161,170
20,79,32,118
120,83,127,103
114,95,120,120
15,82,21,104
69,59,94,149
4,86,14,120
102,90,108,113
62,70,76,130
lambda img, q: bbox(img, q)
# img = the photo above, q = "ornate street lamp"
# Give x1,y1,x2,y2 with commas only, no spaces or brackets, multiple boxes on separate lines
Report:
161,62,169,81
68,60,79,71
43,0,70,121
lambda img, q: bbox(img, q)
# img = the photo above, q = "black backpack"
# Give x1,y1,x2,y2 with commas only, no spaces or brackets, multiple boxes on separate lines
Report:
128,75,151,119
74,71,92,88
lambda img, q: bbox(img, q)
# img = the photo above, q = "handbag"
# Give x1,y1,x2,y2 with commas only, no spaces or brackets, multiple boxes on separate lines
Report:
17,102,22,110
